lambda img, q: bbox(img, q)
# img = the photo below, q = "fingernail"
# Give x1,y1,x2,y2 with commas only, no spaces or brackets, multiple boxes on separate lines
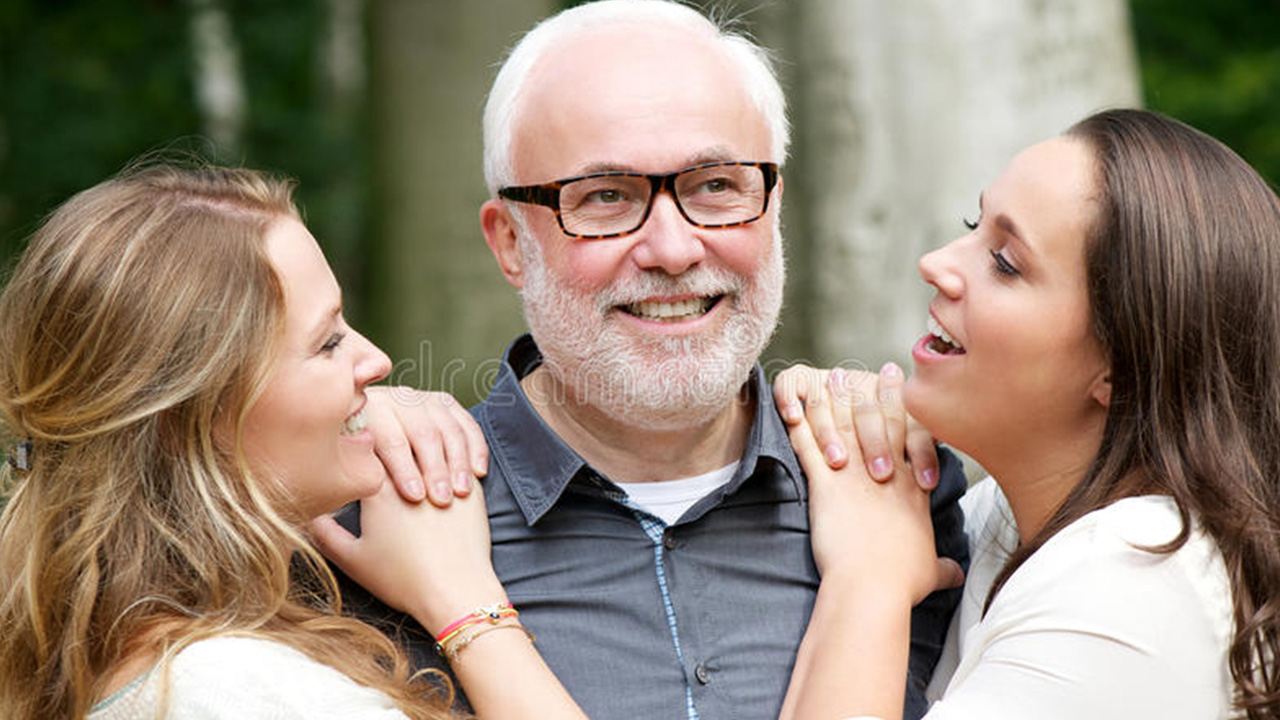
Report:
434,480,451,499
825,443,846,465
881,362,903,378
782,404,802,423
455,471,472,490
828,367,846,390
921,468,938,489
871,456,892,479
407,480,425,499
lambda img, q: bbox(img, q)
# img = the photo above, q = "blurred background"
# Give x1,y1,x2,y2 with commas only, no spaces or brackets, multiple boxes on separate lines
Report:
1,0,1277,408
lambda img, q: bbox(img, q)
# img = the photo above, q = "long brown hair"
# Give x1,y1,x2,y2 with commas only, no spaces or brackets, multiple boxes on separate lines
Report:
0,163,454,719
987,109,1280,717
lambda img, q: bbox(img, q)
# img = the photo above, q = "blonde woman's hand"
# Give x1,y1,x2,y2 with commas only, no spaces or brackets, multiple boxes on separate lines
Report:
788,364,963,604
310,478,505,636
364,386,488,506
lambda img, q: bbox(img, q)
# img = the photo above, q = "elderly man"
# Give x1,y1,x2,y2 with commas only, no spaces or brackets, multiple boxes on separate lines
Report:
339,2,967,719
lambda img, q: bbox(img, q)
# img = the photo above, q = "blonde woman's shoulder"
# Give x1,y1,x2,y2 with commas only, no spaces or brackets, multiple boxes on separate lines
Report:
91,635,408,720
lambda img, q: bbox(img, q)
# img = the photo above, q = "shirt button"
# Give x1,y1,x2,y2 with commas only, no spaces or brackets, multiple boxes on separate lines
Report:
694,662,711,684
662,532,678,551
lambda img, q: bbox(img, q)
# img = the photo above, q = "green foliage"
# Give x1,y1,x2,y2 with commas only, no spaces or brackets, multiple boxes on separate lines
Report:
0,0,200,258
0,0,370,317
1129,0,1280,188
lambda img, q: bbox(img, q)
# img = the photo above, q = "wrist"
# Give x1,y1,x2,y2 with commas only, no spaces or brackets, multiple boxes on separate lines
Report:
412,580,510,636
817,568,916,612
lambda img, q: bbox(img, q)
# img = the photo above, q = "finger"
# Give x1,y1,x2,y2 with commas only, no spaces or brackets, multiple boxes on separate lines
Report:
429,399,476,499
847,369,892,481
407,423,454,508
773,364,816,425
804,368,847,468
877,362,908,470
933,557,966,592
441,393,488,483
904,413,940,490
309,514,359,567
367,390,426,502
784,410,826,473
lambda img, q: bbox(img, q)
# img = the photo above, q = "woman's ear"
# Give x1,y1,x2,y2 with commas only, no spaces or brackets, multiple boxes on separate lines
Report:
481,199,524,288
1090,371,1112,409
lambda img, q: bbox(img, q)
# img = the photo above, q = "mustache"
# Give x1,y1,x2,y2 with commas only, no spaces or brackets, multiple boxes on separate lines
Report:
597,267,745,309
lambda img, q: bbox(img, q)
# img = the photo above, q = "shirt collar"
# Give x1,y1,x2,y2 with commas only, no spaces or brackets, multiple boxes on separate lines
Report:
477,334,804,525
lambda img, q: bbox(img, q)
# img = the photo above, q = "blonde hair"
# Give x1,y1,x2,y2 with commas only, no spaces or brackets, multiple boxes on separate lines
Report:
0,163,454,719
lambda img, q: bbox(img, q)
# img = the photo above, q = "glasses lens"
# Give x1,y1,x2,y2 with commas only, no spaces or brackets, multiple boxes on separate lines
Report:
674,164,767,226
559,174,651,236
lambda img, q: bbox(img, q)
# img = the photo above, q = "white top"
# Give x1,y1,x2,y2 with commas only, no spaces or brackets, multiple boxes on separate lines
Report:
89,635,408,720
616,461,739,525
921,478,1234,720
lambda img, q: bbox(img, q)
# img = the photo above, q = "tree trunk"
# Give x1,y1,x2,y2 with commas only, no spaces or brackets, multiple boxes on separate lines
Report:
784,0,1140,371
367,0,554,404
186,0,245,155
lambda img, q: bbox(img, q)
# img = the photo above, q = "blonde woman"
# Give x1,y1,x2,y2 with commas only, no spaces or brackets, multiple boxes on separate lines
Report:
0,164,581,719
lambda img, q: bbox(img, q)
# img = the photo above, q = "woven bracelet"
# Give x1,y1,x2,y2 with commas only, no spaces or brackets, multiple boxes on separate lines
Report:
434,602,518,646
441,621,536,664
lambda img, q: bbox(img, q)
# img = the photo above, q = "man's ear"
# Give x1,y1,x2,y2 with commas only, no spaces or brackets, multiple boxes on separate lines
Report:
481,199,524,289
1090,370,1112,409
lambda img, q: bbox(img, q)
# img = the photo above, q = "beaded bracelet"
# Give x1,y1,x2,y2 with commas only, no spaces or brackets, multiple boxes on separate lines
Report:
440,621,536,664
434,602,518,647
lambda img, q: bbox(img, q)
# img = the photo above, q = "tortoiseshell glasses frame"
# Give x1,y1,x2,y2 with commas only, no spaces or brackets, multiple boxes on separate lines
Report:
497,160,779,240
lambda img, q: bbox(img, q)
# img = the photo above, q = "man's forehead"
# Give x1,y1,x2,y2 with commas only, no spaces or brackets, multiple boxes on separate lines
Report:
510,23,769,181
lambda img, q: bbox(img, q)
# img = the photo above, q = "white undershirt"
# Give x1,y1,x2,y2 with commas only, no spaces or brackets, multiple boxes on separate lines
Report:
615,461,740,525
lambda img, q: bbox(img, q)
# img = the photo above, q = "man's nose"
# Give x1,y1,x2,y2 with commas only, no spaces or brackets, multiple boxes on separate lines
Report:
629,192,706,275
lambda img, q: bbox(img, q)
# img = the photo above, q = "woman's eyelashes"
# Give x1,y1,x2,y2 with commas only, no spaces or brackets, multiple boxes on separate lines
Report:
320,332,346,354
988,249,1020,278
963,217,979,231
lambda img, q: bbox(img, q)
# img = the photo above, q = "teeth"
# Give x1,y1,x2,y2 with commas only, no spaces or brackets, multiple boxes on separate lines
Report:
928,316,962,349
341,408,367,436
626,297,714,322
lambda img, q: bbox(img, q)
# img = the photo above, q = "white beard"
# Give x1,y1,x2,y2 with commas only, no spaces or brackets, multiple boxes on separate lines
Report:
516,218,785,432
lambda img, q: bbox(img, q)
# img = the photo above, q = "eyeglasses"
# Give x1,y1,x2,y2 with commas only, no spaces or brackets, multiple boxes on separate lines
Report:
497,161,779,239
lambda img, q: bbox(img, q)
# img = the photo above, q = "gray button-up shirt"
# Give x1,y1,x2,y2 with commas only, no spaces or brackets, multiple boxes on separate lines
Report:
336,335,968,720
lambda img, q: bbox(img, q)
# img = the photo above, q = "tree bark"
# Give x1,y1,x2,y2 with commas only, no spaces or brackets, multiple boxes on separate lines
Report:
186,0,245,155
786,0,1140,371
367,0,554,403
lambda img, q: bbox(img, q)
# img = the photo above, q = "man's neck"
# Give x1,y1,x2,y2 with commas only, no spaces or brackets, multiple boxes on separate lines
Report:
520,367,755,484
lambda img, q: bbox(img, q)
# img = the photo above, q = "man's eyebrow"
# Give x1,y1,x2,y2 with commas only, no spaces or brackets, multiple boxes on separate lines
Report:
576,148,740,176
578,161,638,175
682,147,737,166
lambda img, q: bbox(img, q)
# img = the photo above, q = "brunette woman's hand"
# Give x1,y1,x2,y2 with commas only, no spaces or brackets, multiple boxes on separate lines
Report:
774,364,940,491
363,386,488,507
310,478,505,636
788,364,963,604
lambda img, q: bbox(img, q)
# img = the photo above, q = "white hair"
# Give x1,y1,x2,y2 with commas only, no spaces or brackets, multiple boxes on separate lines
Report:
481,0,789,194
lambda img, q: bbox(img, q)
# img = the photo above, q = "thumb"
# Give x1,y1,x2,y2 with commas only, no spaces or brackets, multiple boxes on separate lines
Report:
933,557,965,592
310,514,359,567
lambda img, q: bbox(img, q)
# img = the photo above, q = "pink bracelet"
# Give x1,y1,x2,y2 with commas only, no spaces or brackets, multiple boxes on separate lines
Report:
434,602,517,643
